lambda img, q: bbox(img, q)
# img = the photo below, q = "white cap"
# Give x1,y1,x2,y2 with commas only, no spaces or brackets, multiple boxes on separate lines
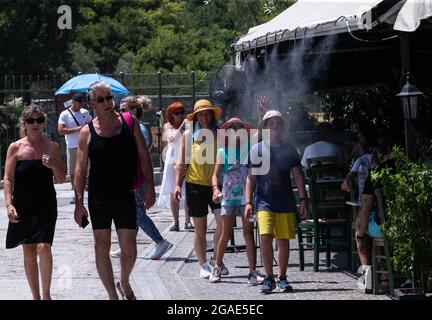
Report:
263,110,282,121
259,110,284,128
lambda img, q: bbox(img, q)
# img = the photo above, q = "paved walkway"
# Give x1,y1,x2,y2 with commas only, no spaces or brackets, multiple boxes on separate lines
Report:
0,182,389,300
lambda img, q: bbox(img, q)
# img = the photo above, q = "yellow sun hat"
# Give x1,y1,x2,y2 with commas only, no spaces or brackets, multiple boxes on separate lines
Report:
186,99,222,121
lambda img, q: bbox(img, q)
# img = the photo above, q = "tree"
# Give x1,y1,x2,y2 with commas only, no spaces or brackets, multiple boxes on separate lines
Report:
0,0,75,75
69,42,100,74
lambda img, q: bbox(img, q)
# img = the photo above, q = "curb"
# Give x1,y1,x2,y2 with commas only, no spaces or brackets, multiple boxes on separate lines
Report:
131,214,216,299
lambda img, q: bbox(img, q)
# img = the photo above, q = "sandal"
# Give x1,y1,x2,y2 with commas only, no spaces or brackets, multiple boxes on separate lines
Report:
184,222,194,230
170,225,180,232
116,282,136,300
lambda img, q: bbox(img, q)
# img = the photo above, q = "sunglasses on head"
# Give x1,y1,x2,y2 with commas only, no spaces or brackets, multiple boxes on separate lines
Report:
93,95,114,103
173,110,185,116
25,117,45,124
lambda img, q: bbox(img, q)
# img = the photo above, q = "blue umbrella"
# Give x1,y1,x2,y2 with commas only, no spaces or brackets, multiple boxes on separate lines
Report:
55,73,129,96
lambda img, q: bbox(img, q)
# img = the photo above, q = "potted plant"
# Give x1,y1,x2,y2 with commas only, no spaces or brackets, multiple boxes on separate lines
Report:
374,147,432,299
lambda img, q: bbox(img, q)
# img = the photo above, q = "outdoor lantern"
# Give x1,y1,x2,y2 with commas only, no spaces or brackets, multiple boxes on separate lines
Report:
396,73,424,121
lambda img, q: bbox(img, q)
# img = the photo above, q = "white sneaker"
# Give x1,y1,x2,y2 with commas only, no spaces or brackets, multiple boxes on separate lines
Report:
209,258,229,276
110,248,121,258
199,263,212,278
357,265,372,293
248,270,265,285
151,240,173,260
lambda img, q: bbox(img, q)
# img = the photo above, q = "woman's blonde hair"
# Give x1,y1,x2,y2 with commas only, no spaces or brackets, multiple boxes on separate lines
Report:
138,95,152,112
19,104,47,137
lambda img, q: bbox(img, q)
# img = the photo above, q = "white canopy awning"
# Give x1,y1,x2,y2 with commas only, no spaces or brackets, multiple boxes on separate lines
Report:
234,0,405,52
394,0,432,31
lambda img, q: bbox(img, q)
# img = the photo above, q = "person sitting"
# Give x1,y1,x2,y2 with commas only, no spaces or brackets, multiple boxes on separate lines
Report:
349,119,365,159
301,122,343,168
341,127,377,201
355,135,395,293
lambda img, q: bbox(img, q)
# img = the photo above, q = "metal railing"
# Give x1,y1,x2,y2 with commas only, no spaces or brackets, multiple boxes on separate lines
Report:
0,71,212,175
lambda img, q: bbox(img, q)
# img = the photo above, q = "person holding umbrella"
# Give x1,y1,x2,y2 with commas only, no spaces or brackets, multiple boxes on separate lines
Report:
74,81,155,300
58,93,92,203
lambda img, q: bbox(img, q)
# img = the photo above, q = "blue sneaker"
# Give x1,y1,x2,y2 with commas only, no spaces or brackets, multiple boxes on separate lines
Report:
260,275,276,294
277,276,293,292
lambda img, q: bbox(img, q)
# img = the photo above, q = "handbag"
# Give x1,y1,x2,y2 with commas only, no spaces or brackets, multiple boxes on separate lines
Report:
122,112,145,189
366,211,383,238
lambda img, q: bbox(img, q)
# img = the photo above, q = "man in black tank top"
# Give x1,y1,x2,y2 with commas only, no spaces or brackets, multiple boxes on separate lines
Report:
73,81,155,300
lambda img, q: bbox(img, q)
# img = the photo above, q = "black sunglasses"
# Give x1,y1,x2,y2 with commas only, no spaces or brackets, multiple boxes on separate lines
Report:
173,110,185,116
94,95,114,103
25,117,45,124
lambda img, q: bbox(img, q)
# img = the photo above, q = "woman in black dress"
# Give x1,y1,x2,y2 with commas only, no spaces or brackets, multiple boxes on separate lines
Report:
3,105,66,300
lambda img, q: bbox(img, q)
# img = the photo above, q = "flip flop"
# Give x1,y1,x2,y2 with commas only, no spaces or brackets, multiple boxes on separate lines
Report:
116,282,136,300
184,222,194,230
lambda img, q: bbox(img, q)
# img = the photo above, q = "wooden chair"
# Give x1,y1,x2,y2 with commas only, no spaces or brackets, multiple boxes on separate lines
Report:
298,157,350,272
371,188,395,296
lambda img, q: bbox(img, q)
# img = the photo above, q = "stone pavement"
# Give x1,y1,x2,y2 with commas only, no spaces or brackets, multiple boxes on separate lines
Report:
0,182,389,300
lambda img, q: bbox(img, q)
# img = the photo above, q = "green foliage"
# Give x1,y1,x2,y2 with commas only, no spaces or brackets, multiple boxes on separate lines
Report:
0,0,74,75
69,42,100,74
375,147,432,293
319,85,394,131
1,0,295,76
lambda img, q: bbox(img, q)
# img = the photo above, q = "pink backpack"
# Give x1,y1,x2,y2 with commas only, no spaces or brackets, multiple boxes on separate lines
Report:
122,112,145,190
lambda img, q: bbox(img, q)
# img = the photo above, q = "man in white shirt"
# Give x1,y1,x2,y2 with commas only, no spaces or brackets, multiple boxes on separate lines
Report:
301,122,343,168
58,93,92,203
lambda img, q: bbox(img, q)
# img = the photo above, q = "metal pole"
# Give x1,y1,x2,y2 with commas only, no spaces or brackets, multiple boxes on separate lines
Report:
404,119,410,158
0,143,2,180
191,70,196,105
400,32,411,158
119,72,125,94
157,71,163,172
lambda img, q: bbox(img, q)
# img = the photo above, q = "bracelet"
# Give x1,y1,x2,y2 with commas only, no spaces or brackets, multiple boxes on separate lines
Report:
245,202,254,207
212,185,219,190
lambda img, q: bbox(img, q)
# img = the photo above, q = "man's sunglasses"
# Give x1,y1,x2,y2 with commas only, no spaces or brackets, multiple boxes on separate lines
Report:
173,110,185,116
93,95,114,103
25,117,45,124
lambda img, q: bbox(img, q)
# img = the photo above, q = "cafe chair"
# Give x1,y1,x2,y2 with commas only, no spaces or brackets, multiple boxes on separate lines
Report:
371,188,395,296
298,157,350,272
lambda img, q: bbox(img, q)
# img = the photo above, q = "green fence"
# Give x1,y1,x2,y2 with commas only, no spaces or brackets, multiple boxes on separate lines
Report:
0,72,213,176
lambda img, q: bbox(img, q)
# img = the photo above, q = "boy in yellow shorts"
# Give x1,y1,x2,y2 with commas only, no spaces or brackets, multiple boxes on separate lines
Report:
245,110,308,294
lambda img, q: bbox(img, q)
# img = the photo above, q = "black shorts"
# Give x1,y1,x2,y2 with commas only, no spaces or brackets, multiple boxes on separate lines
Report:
88,191,137,230
186,182,221,217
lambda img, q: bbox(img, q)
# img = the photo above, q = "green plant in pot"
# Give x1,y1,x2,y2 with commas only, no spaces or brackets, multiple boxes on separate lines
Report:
374,147,432,296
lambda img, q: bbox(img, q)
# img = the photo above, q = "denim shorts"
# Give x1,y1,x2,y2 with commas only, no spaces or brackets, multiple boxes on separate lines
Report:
221,205,245,217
